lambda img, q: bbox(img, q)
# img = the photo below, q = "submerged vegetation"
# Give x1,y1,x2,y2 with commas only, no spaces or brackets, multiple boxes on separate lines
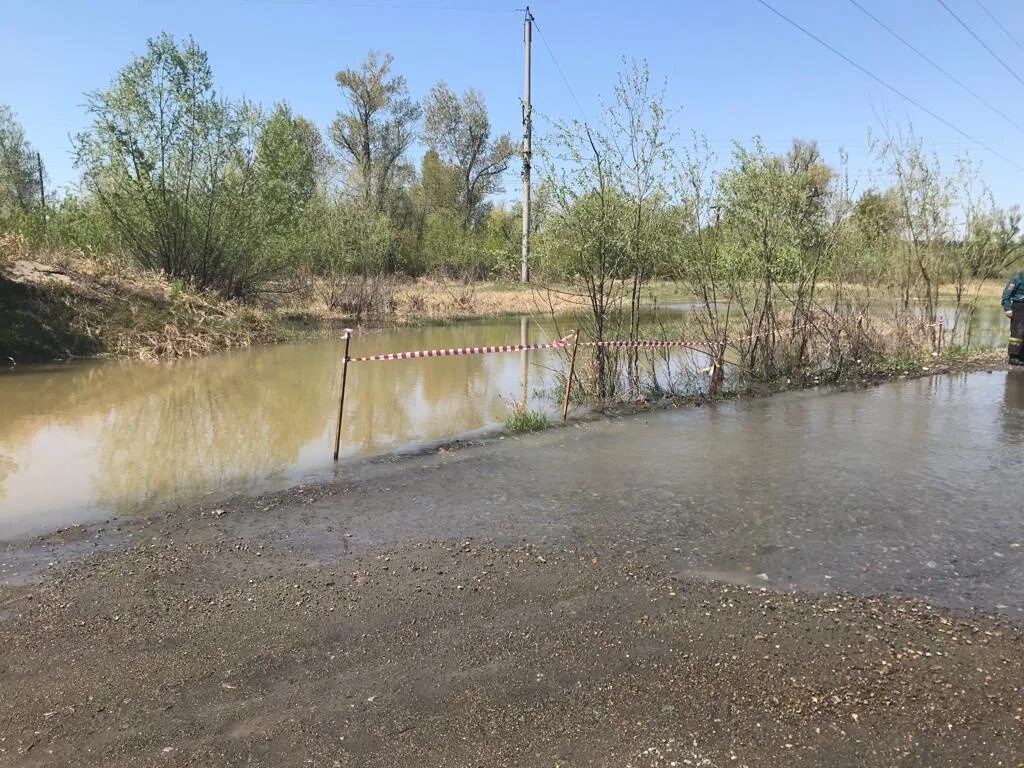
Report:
1,34,1020,383
540,64,1021,400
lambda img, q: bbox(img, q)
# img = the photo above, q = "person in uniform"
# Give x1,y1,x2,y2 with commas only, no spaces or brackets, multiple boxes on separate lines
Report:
1002,272,1024,365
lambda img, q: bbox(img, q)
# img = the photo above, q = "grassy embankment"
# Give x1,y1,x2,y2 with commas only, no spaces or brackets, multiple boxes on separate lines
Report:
0,239,586,365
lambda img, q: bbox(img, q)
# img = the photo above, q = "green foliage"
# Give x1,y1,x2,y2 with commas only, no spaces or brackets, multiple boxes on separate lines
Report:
480,205,521,278
331,51,421,213
296,196,396,309
42,193,120,257
504,403,548,433
852,188,901,243
3,36,1021,356
419,148,461,212
257,103,321,229
0,105,43,228
716,141,827,283
878,353,923,374
423,82,515,227
73,33,282,297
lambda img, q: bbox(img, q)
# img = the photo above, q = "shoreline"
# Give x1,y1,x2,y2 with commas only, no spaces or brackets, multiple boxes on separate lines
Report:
3,249,1012,368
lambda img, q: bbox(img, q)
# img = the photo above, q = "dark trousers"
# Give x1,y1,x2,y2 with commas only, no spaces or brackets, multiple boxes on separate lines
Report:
1011,301,1024,362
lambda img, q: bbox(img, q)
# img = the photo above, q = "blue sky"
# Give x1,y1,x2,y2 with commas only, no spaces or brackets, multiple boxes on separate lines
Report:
4,0,1024,206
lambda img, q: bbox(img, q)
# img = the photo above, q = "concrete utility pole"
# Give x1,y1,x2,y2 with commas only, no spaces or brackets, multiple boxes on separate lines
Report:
520,6,533,284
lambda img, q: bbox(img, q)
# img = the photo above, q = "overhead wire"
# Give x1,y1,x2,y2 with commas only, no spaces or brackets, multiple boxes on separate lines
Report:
934,0,1024,89
530,15,592,128
238,0,518,11
847,0,1024,136
753,0,1024,172
974,0,1024,56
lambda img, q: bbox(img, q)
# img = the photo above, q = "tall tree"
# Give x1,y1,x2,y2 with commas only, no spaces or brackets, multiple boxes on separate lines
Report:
419,148,461,212
852,188,901,243
331,51,421,213
0,105,43,222
256,103,322,228
423,82,515,227
74,33,275,296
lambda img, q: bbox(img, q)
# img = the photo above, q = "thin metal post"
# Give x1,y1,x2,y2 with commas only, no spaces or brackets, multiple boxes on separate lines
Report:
519,316,530,408
520,6,533,283
561,330,579,421
332,330,353,462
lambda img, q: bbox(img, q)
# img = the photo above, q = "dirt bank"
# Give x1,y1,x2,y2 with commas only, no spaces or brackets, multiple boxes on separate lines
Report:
0,252,284,364
2,521,1023,766
0,240,584,365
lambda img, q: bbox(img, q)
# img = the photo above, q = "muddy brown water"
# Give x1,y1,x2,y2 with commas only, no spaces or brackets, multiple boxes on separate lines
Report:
0,318,573,538
0,307,1021,616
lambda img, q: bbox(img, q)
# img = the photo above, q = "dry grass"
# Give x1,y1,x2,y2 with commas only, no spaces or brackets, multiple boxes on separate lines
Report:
1,238,283,363
277,276,590,326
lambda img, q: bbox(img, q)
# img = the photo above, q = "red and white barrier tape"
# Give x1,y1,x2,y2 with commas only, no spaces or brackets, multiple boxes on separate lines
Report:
584,339,707,350
341,322,818,364
583,324,804,351
346,333,576,363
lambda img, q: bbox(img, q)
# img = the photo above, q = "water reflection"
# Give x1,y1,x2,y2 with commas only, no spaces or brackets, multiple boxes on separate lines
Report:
0,320,564,537
1003,370,1024,443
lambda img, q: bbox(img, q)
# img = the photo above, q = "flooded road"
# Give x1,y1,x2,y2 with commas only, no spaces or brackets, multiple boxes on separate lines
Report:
0,304,1014,547
278,368,1021,618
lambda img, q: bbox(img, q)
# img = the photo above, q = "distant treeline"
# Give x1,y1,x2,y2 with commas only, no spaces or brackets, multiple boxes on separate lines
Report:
1,32,1022,318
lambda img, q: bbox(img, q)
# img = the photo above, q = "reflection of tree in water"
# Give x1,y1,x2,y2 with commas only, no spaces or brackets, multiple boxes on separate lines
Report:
94,344,338,511
1002,371,1024,444
0,318,551,515
0,360,150,505
340,322,546,455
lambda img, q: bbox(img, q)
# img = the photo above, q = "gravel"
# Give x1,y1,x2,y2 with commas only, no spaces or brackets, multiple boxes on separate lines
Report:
2,527,1022,767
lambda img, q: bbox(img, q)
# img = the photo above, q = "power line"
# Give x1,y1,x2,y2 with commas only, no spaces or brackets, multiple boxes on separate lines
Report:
530,16,591,127
239,0,518,10
935,0,1024,90
753,0,1024,172
848,0,1024,136
975,0,1024,56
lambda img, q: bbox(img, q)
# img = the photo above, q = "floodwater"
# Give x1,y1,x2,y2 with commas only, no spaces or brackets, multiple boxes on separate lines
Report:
0,305,1013,541
0,318,572,538
306,368,1024,618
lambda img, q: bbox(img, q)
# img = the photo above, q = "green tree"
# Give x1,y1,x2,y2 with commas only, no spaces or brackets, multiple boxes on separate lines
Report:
852,188,901,243
300,196,395,310
421,209,483,278
419,147,461,212
542,60,678,397
0,105,43,226
256,103,323,228
481,205,520,278
423,82,514,227
331,51,421,213
74,32,278,296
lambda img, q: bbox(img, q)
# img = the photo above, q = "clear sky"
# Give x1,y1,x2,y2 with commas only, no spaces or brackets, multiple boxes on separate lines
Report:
4,0,1024,206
